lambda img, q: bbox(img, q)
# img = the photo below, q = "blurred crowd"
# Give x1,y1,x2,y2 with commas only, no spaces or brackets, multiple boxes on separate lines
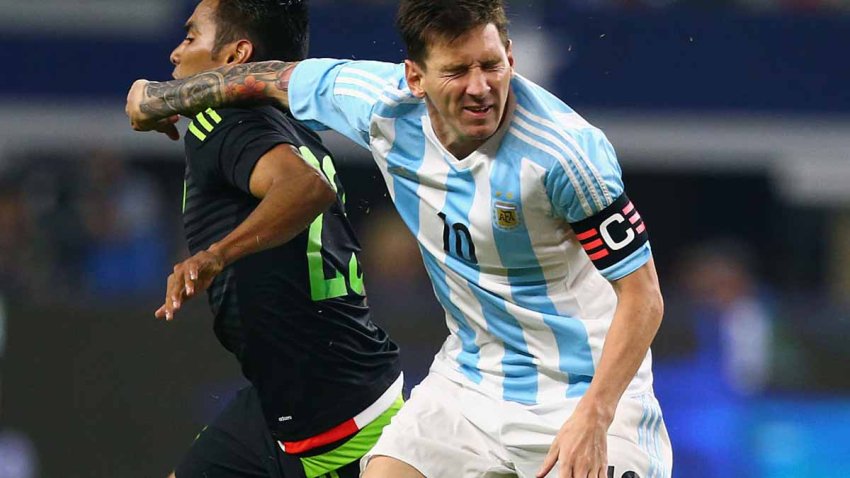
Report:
316,0,850,12
0,151,177,303
559,0,850,11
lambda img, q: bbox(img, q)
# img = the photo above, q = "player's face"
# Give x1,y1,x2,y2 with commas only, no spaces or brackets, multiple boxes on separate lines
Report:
407,24,514,157
170,0,227,79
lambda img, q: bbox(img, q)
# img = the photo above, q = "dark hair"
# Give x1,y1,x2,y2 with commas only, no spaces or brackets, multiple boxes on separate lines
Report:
396,0,509,66
212,0,309,62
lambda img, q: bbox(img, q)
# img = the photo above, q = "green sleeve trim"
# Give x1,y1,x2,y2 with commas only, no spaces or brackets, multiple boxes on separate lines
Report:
188,122,207,141
195,112,215,132
205,108,223,123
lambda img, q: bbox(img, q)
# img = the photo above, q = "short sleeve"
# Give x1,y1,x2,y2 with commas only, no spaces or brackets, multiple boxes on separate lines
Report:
543,128,651,280
545,128,624,223
289,59,407,149
185,108,295,195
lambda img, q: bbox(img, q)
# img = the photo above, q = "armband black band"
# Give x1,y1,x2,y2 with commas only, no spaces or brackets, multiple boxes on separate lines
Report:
570,193,649,271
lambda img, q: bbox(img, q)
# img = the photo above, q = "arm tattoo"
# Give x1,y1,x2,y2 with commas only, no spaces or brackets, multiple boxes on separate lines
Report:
139,61,298,119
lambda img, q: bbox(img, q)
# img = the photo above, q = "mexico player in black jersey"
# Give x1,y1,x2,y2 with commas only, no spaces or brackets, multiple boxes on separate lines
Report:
148,1,402,477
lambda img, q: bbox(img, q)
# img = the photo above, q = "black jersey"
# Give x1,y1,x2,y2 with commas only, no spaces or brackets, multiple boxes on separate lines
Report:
181,105,401,442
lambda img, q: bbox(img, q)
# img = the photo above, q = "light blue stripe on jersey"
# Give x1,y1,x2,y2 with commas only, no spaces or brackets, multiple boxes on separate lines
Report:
438,163,537,404
383,114,484,384
420,247,482,383
489,145,594,399
466,281,537,404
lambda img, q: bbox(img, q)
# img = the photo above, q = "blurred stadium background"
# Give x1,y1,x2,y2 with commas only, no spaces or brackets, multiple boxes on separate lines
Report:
1,0,849,476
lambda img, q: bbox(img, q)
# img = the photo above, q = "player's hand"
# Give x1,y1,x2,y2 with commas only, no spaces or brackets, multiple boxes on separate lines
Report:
155,249,225,321
536,405,610,478
126,79,181,140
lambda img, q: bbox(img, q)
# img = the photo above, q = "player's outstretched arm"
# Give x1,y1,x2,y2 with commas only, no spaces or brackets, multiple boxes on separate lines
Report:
126,61,298,135
155,143,335,321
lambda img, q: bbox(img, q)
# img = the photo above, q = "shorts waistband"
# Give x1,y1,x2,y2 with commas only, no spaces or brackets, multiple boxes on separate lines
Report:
280,373,403,454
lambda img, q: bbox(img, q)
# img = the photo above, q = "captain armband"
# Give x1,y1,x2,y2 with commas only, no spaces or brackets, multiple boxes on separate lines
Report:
570,193,649,271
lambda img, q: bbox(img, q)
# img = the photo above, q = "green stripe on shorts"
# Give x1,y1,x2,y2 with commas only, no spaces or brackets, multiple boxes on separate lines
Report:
300,395,403,478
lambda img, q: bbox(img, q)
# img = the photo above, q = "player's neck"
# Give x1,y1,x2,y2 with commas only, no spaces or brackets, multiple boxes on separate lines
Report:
444,137,486,160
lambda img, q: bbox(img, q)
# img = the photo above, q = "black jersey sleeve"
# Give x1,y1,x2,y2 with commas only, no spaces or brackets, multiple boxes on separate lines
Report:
184,108,298,195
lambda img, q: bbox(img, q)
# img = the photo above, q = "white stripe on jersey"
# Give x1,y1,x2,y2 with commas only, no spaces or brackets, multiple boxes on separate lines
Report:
333,87,376,104
335,76,387,98
507,125,594,217
414,136,502,392
517,105,613,206
369,115,397,201
339,65,406,96
514,110,605,212
516,157,573,397
333,85,407,108
553,111,592,130
336,69,418,108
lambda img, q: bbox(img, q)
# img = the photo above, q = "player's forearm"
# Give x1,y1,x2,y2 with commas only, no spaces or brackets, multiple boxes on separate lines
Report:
576,261,663,423
140,61,298,120
207,169,334,267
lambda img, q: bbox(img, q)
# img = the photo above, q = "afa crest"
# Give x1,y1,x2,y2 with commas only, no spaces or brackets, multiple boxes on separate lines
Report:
494,201,521,230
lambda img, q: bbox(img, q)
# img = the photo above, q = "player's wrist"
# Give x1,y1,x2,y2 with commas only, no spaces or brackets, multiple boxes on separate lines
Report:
205,243,228,269
574,394,617,426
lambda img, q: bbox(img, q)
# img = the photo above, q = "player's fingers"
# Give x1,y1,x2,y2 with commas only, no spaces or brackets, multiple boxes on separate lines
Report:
594,450,607,478
161,300,174,321
184,265,197,296
537,445,559,478
156,121,180,141
570,463,588,478
167,272,184,310
562,452,588,478
161,273,179,320
155,304,167,319
595,465,607,478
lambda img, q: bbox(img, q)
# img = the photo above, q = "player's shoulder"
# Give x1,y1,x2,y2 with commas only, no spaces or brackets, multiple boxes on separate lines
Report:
184,106,289,148
333,60,407,91
334,60,422,113
509,74,615,170
512,74,601,134
212,105,287,127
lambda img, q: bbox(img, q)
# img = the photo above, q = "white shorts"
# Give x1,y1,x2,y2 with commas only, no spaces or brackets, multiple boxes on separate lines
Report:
363,372,672,478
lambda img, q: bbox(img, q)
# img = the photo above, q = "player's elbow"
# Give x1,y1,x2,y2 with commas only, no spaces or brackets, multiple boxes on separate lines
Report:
305,171,337,211
647,286,664,328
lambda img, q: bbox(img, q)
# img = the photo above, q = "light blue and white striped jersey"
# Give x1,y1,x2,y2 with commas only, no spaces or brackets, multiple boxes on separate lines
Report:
290,59,655,404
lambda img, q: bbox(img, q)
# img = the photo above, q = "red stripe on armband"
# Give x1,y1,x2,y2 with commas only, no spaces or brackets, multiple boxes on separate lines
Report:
576,229,598,241
569,194,650,272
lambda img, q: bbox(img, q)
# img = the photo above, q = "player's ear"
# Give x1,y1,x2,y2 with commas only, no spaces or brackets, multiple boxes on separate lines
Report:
506,39,515,69
227,39,254,64
405,59,426,98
